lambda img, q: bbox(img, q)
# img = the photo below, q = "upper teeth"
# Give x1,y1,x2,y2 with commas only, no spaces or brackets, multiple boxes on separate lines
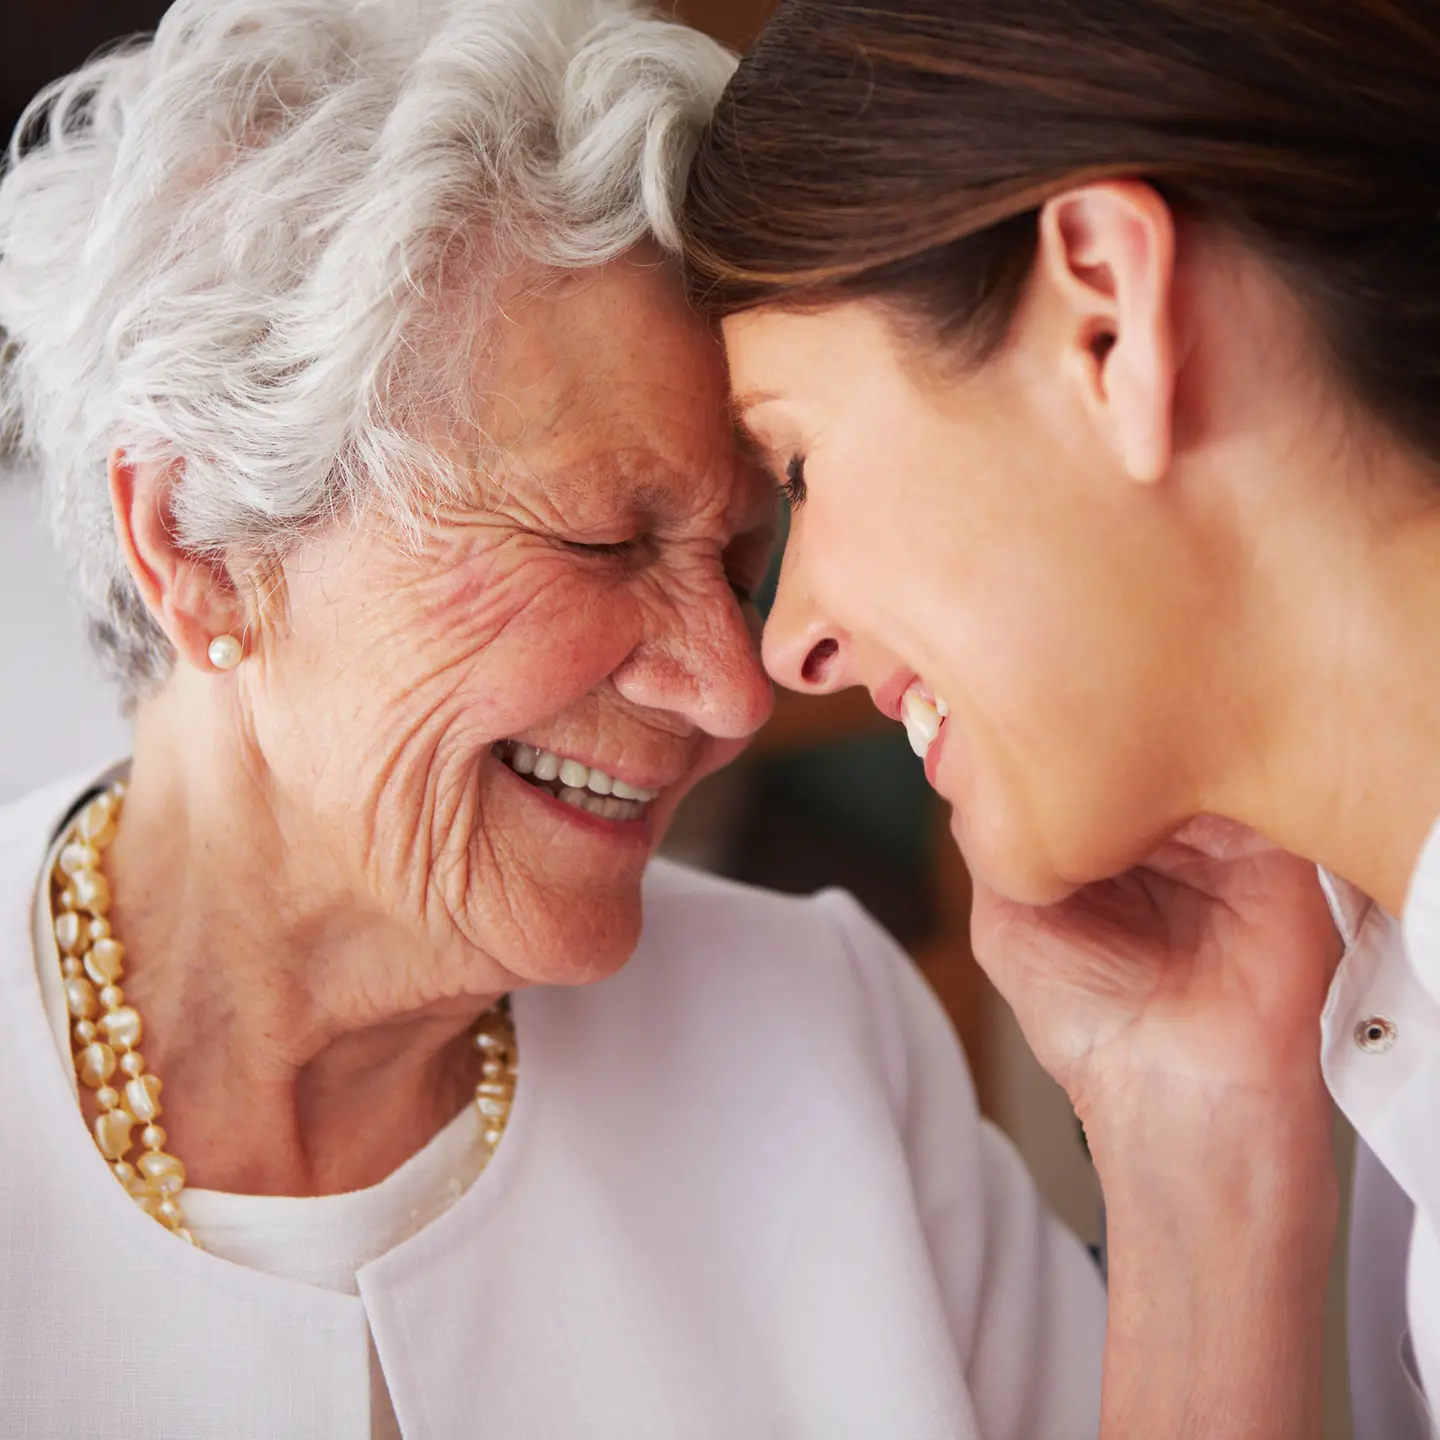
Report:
901,689,948,760
505,743,659,803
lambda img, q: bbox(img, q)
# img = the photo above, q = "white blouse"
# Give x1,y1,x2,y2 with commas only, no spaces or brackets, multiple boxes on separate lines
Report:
0,770,1105,1439
1327,826,1440,1440
180,1116,480,1440
33,811,490,1439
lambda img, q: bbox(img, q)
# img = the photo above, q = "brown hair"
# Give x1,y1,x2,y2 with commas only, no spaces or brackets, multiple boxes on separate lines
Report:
681,0,1440,454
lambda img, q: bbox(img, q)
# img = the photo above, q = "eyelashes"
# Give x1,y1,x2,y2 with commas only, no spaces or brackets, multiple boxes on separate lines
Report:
781,455,807,511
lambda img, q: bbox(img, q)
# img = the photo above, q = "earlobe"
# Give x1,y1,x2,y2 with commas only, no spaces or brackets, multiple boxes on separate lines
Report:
108,447,249,674
1038,181,1178,484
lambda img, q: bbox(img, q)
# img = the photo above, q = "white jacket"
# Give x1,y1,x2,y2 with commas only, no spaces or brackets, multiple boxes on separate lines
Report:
0,774,1104,1439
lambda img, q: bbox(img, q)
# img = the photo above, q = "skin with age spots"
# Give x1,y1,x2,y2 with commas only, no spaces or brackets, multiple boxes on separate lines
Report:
105,249,776,1197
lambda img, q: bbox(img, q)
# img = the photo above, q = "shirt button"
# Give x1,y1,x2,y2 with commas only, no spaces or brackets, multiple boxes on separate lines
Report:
1355,1015,1398,1053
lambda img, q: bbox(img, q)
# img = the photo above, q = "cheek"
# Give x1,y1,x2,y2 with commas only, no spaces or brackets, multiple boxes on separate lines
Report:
805,412,1129,711
274,542,643,751
422,548,641,733
784,392,1191,885
934,549,1195,892
797,404,977,635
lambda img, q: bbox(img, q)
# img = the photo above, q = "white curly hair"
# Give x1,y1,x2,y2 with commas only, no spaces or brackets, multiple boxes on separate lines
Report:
0,0,735,699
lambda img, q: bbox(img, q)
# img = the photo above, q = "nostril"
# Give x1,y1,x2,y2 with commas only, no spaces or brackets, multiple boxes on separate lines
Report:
801,637,840,686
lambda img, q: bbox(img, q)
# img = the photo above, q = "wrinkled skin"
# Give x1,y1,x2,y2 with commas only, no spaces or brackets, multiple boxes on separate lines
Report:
246,255,776,999
108,248,775,1193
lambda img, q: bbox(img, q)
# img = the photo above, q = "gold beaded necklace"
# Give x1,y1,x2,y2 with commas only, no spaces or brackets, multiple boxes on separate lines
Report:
49,781,518,1246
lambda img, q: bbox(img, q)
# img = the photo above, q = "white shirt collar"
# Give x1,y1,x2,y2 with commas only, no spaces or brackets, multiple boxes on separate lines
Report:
1403,814,1440,1010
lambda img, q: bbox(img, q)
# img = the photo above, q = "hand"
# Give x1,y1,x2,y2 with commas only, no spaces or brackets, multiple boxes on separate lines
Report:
974,816,1343,1438
970,816,1344,1131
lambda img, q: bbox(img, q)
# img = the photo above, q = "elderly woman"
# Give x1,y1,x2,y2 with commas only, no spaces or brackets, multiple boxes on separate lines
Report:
0,0,1103,1434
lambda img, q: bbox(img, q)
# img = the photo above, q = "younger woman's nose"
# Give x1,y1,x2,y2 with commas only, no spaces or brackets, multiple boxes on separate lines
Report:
762,566,854,694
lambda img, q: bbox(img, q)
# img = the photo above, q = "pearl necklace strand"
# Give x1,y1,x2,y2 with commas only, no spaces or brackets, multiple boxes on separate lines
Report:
50,782,518,1245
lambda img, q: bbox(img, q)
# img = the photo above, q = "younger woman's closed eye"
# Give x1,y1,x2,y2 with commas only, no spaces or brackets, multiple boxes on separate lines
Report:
781,455,807,511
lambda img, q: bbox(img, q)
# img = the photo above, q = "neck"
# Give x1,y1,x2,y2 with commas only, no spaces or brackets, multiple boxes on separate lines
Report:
102,692,503,1196
1206,440,1440,917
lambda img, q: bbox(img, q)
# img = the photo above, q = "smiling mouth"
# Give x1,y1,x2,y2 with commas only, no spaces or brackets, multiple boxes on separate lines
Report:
492,741,661,823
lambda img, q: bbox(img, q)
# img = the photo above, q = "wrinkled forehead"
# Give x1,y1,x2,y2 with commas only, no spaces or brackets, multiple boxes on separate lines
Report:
476,263,770,532
496,417,774,540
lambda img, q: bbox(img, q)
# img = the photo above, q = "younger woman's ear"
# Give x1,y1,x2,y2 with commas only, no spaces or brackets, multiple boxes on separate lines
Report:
108,447,247,672
1037,180,1177,483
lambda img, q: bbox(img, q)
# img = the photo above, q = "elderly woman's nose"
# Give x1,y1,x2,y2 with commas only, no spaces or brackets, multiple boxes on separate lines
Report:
762,567,854,695
612,585,773,739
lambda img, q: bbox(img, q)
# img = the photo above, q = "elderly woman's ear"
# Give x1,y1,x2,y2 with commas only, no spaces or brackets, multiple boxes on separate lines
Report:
107,446,249,675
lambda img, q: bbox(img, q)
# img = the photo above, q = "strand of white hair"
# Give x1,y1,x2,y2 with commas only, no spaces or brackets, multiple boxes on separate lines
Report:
0,0,733,698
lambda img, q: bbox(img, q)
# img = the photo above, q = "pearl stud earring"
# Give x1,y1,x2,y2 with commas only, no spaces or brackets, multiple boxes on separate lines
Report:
207,635,243,672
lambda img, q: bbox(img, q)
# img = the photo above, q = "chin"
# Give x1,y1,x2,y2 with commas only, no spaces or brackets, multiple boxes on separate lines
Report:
949,806,1091,910
974,854,1083,909
500,878,647,990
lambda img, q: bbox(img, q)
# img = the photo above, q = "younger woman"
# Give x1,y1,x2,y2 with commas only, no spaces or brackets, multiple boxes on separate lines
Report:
683,3,1440,1435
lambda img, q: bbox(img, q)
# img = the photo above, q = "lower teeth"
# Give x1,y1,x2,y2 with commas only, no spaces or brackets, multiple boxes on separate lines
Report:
493,745,645,822
557,787,644,822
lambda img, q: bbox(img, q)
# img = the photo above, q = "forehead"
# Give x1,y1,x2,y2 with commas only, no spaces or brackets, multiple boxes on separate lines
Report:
481,257,756,524
725,304,900,420
725,302,981,455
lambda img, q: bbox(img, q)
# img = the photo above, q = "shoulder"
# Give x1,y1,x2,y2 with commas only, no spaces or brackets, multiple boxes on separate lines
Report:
638,857,915,997
640,856,876,943
530,858,983,1198
628,858,945,1111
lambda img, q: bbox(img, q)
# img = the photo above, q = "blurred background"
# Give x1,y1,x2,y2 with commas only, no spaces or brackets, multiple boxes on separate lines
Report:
0,2,1352,1434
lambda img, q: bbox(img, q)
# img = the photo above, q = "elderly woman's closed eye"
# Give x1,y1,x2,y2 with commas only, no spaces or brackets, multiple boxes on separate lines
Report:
0,1,1104,1435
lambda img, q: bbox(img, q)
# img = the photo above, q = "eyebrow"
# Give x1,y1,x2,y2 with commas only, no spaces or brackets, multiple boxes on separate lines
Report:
544,459,733,532
564,473,671,525
730,417,774,475
728,388,780,422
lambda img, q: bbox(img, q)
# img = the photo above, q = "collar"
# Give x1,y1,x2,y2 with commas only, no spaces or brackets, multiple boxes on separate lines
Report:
1403,814,1440,1010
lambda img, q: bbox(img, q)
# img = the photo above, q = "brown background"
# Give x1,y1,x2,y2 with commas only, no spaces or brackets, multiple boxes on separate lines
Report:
0,1,775,137
673,0,774,46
